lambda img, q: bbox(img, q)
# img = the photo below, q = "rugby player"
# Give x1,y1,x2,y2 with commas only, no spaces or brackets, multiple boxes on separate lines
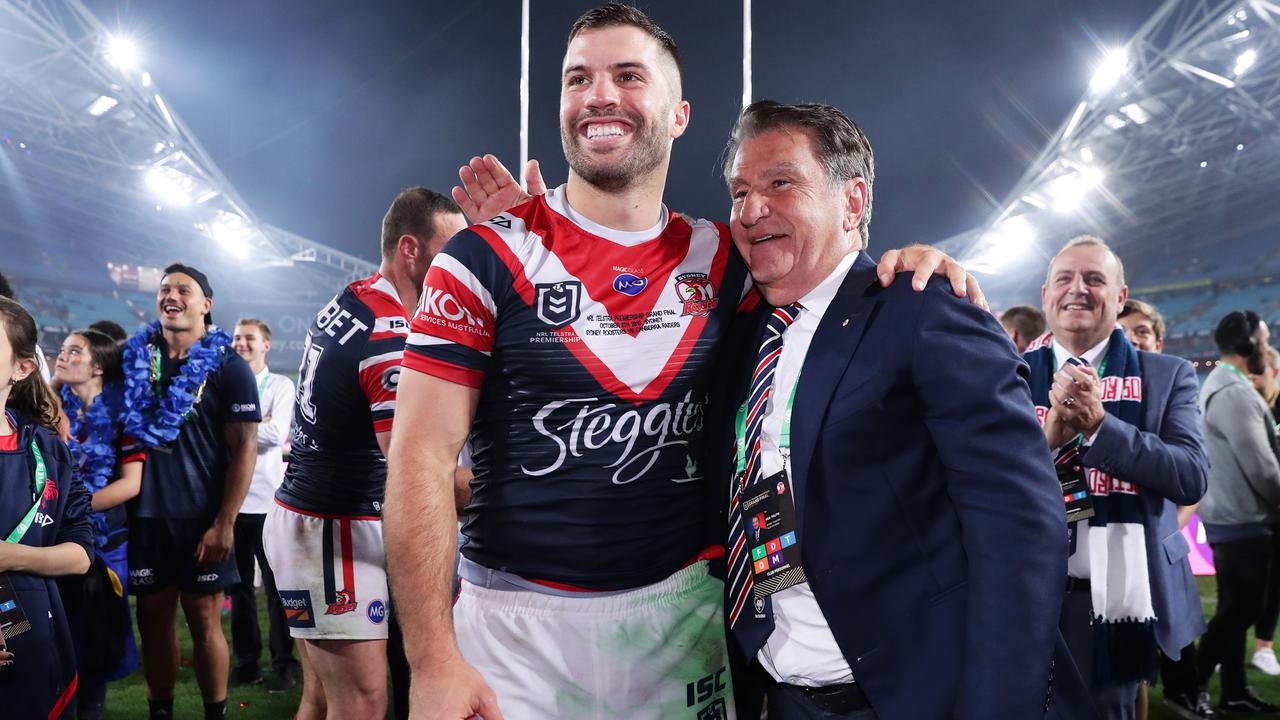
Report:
384,6,982,719
126,265,261,720
263,187,466,720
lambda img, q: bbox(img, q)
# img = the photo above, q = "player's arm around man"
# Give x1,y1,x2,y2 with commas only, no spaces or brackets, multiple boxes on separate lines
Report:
383,371,497,720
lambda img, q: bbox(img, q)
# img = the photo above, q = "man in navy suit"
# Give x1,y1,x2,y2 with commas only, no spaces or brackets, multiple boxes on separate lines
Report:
716,100,1085,719
1030,237,1208,719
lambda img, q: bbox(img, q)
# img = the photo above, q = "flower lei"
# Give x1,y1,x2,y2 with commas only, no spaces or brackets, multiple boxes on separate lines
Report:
122,321,232,447
60,383,123,548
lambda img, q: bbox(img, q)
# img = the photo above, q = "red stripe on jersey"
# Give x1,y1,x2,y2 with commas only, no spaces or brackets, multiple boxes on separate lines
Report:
411,265,496,354
351,274,407,319
372,416,393,434
120,451,146,465
401,353,485,389
738,286,761,314
369,331,406,343
546,222,734,404
359,357,400,407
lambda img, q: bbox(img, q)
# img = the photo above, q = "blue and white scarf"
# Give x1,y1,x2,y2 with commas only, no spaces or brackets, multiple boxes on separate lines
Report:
1028,327,1156,682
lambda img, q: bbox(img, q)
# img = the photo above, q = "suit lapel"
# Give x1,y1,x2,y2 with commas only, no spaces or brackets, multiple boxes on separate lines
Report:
790,253,882,528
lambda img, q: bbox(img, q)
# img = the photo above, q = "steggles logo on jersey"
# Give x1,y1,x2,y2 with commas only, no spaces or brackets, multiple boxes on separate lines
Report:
522,390,706,484
674,273,718,317
535,281,583,329
611,273,648,297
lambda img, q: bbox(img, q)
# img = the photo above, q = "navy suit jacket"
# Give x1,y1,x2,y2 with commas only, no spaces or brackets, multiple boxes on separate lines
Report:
714,254,1095,719
1067,350,1208,656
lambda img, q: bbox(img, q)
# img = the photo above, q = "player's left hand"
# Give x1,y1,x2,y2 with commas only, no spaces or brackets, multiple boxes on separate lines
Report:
876,244,988,310
194,522,233,568
451,154,546,223
1052,363,1105,437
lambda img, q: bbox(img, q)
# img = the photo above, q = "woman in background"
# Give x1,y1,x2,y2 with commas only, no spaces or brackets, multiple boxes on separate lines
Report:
54,328,144,720
0,296,92,719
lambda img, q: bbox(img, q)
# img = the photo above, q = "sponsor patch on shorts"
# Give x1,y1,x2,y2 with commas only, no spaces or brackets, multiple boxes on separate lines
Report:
367,599,387,625
279,590,317,629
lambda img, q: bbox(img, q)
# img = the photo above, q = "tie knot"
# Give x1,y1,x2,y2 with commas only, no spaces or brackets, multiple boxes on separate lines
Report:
767,304,802,334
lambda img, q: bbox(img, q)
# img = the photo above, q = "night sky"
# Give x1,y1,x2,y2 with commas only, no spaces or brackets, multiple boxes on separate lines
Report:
82,0,1164,264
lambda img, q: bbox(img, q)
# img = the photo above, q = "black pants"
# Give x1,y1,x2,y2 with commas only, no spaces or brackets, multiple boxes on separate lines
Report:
1255,529,1280,642
388,610,410,720
1199,535,1273,697
1160,641,1200,698
765,682,878,720
230,513,296,674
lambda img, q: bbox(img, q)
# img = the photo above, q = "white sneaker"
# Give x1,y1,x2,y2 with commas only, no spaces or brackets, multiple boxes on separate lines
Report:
1251,647,1280,676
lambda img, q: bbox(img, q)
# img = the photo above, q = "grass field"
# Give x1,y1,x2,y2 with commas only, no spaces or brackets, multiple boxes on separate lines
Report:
100,578,1280,718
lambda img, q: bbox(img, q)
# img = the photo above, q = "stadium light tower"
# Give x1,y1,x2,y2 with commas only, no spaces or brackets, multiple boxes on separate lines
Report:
105,34,139,71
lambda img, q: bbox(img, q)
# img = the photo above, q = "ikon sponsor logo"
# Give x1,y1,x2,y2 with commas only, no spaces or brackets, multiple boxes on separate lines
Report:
419,288,487,331
231,403,257,413
522,390,706,484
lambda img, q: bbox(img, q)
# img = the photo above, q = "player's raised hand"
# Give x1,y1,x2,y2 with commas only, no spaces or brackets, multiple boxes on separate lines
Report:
451,154,546,224
876,244,988,311
410,653,504,720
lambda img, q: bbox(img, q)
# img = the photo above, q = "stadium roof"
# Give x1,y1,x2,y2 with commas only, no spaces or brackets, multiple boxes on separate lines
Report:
0,0,376,294
942,0,1280,304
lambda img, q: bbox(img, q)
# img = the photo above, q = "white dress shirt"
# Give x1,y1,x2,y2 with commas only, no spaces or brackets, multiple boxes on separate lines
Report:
756,251,859,687
1053,336,1109,580
241,365,294,515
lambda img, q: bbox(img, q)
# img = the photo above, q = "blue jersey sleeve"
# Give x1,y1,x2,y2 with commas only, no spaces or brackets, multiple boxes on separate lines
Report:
219,351,264,423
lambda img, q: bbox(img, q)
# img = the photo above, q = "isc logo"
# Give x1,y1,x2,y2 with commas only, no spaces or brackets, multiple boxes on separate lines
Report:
685,667,727,706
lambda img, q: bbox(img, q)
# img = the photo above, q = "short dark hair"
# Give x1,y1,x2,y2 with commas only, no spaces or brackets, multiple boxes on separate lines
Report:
381,187,462,260
1000,305,1047,342
235,317,272,342
72,329,124,384
568,3,683,92
0,272,14,301
88,320,128,344
1119,299,1166,343
723,100,876,249
1214,309,1262,356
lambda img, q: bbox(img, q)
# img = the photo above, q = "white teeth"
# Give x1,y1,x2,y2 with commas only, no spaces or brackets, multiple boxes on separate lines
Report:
586,123,626,139
753,234,776,244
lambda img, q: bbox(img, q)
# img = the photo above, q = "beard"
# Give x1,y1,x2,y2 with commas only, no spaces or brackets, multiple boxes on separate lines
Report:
561,109,668,193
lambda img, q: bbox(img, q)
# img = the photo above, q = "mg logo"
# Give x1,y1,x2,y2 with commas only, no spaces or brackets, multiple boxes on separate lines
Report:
535,281,582,329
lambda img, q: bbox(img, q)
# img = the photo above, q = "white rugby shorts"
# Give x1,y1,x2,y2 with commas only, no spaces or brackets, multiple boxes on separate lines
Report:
455,560,736,719
263,500,391,640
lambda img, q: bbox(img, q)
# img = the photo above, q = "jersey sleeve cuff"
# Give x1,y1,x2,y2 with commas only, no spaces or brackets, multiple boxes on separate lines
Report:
402,353,484,389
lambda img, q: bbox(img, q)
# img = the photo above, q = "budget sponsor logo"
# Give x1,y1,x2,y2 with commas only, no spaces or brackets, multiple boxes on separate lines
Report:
279,590,316,628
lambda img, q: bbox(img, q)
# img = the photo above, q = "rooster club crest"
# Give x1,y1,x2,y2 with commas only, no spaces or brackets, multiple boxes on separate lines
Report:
535,281,583,329
325,588,358,616
40,475,58,509
674,273,718,317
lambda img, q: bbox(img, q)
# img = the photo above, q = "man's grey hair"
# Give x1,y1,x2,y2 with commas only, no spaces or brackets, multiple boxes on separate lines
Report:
1046,234,1126,287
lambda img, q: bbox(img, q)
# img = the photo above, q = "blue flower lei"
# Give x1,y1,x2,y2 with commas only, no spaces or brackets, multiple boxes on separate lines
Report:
122,320,232,447
60,383,123,548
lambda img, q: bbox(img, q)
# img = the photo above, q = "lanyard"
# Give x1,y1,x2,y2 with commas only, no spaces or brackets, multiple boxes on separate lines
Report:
257,371,270,398
4,440,48,544
733,381,799,475
1221,363,1250,384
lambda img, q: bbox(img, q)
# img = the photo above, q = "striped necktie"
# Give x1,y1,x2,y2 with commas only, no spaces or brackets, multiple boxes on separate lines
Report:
727,303,801,645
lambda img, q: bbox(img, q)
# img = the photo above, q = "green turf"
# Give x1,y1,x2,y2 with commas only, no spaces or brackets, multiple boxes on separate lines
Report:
99,577,1280,718
104,591,303,719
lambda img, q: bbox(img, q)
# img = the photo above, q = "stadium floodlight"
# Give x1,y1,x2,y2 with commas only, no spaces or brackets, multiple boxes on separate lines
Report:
145,166,194,206
1047,166,1104,214
1233,48,1257,76
85,95,119,117
1118,102,1150,125
141,72,153,88
201,210,251,259
1089,49,1128,94
105,35,139,71
984,215,1037,260
1080,147,1094,163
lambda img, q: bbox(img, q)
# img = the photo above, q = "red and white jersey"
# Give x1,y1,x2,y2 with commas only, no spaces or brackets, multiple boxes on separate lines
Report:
403,186,750,590
277,273,409,518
